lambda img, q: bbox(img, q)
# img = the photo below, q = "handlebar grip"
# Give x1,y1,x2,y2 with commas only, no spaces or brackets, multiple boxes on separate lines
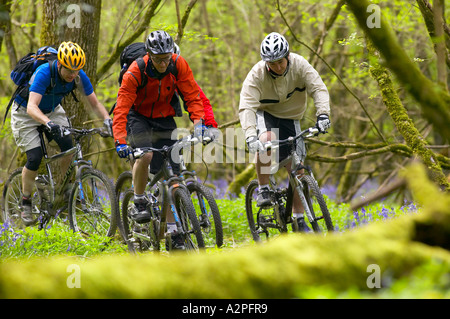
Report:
98,129,111,138
132,148,144,159
263,141,274,151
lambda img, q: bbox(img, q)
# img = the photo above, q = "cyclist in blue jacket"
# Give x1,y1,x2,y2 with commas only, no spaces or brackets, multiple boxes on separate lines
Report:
11,41,113,226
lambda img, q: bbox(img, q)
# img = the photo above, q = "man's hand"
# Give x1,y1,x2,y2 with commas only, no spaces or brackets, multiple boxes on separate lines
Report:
246,136,264,153
103,118,113,137
202,126,220,144
193,121,204,141
45,121,63,139
316,114,331,133
116,144,130,158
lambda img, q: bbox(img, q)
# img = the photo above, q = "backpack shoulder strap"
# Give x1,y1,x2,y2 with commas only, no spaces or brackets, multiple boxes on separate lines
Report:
170,54,180,79
2,86,21,126
48,60,57,92
135,57,147,91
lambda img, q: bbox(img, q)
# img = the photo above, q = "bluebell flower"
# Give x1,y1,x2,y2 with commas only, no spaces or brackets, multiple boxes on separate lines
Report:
353,211,360,223
379,207,389,219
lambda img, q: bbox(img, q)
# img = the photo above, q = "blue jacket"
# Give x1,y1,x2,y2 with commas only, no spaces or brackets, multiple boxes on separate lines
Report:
14,61,94,113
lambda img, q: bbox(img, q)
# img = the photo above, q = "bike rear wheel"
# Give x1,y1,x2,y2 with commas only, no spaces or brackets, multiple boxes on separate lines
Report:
186,181,223,248
68,168,119,238
173,187,205,251
298,174,334,233
245,179,286,242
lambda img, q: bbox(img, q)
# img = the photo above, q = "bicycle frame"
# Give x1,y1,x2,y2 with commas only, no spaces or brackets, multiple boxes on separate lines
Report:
263,127,321,226
35,126,108,223
35,127,76,219
131,135,200,241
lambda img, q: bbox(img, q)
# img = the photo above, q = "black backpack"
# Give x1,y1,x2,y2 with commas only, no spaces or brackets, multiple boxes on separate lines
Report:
110,42,181,115
3,46,78,126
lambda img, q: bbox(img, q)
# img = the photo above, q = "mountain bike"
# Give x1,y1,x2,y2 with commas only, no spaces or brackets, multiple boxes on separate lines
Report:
120,135,205,252
1,125,119,238
115,136,223,248
245,126,334,242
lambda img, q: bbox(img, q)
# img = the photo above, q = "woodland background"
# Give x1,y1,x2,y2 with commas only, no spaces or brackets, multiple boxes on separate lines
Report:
0,0,449,204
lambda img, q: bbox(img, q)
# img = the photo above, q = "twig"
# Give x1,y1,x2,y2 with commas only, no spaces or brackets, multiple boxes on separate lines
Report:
350,178,406,211
275,0,387,145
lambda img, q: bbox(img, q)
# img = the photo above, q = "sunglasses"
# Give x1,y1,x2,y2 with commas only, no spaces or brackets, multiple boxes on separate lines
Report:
62,66,80,75
151,55,172,65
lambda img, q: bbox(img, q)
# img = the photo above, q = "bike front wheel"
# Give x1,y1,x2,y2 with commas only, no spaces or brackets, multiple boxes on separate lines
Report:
172,187,205,251
68,168,119,238
115,170,132,213
298,174,334,233
186,181,223,248
245,179,286,242
121,189,158,252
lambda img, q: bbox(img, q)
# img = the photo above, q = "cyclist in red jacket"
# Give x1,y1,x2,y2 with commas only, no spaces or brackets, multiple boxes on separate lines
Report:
113,31,206,250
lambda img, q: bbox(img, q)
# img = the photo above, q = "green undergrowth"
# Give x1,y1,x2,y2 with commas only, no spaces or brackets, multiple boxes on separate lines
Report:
1,194,420,261
0,219,128,262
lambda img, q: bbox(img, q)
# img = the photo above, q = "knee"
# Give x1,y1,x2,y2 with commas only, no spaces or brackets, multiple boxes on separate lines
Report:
136,153,153,167
25,147,43,171
259,131,276,143
55,134,73,152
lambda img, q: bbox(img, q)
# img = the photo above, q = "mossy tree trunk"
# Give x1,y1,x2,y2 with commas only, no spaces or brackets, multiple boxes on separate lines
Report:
367,39,449,191
40,1,103,181
345,0,450,142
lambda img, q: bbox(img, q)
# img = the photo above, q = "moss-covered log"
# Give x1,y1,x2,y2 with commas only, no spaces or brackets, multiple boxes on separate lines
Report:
0,163,448,298
226,163,256,197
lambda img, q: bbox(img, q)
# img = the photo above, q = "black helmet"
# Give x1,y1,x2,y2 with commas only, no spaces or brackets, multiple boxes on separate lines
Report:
145,30,174,54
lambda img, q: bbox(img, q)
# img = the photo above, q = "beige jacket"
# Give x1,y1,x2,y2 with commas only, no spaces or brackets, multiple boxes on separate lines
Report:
239,53,330,139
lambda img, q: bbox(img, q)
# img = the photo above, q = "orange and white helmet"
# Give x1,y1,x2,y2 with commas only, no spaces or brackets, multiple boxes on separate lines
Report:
58,41,86,71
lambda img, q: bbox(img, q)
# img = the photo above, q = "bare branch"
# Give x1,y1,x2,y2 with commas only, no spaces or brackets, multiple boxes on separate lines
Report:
275,0,388,144
96,0,163,83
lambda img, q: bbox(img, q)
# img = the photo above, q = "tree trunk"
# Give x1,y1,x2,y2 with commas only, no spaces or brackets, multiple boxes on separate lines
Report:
0,0,17,69
367,39,449,191
40,0,103,181
345,0,450,142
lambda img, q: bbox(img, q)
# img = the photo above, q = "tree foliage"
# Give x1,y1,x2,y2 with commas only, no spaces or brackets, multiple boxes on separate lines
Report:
0,0,448,202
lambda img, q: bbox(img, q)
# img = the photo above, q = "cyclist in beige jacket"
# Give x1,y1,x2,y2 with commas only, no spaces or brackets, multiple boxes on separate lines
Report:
239,32,331,231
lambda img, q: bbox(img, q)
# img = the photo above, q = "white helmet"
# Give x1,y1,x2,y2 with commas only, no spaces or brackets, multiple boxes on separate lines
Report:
145,30,174,54
173,43,181,55
260,32,290,62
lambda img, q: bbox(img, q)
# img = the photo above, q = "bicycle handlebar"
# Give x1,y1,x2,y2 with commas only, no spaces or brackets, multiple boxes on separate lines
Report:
262,127,322,151
131,134,202,159
62,126,111,138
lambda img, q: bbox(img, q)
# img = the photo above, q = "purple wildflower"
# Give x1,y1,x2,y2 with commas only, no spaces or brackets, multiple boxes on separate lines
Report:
379,207,389,219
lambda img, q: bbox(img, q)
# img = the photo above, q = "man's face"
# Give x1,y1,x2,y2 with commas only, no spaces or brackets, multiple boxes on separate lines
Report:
267,57,288,76
150,53,172,73
58,63,80,82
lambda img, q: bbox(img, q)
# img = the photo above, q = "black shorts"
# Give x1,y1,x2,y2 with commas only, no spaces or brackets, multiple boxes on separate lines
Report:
126,109,180,174
256,110,306,162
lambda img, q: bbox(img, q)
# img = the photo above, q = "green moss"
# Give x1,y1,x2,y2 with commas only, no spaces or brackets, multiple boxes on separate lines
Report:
367,40,449,190
227,163,256,197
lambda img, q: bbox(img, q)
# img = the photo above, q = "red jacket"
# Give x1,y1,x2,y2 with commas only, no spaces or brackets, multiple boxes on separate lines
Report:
198,85,218,128
113,54,204,145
